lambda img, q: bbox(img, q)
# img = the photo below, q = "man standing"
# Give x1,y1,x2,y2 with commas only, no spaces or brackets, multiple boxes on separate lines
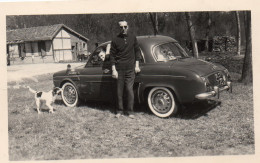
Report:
110,20,141,118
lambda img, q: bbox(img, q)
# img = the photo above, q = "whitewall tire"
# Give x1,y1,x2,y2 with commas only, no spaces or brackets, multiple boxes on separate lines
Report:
147,87,177,118
61,82,79,107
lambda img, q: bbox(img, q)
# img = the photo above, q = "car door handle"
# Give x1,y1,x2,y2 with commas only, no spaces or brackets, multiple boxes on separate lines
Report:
103,69,110,74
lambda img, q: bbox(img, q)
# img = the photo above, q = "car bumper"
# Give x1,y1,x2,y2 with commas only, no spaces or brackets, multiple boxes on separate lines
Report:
195,81,232,100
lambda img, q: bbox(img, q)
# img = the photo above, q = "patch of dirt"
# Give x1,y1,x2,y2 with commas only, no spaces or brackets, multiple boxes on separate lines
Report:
7,63,84,83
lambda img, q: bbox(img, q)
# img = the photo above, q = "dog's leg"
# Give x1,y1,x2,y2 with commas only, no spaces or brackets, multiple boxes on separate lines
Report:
36,99,41,114
46,102,54,113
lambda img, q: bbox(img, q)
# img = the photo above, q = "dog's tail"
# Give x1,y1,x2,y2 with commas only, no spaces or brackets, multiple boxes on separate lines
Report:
26,86,37,94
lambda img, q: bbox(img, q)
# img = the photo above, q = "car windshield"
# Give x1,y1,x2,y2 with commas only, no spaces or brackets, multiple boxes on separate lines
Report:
153,42,189,62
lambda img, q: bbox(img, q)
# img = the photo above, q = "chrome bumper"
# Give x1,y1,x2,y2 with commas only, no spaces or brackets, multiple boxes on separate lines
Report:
195,81,232,100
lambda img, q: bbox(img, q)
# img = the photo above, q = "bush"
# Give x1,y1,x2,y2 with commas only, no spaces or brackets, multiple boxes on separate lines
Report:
202,53,244,73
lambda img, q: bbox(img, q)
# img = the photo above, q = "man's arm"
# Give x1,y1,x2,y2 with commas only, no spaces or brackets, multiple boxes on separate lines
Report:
134,36,141,61
110,41,117,66
110,40,118,79
134,36,141,73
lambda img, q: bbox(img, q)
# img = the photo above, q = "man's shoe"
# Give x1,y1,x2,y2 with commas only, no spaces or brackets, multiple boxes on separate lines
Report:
115,111,123,118
128,114,135,119
115,113,121,118
123,111,135,119
123,112,129,116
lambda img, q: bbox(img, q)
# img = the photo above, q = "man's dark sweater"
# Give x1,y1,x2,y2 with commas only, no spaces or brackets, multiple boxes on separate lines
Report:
110,33,141,70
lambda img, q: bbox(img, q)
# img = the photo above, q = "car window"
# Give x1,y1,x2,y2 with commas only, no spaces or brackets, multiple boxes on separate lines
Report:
87,45,110,67
153,42,189,62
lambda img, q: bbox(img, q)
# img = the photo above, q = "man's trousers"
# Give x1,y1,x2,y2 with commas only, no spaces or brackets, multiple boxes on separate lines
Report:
116,69,135,113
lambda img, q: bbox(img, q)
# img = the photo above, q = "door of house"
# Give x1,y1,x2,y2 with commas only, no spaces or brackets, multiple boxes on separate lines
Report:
38,41,46,57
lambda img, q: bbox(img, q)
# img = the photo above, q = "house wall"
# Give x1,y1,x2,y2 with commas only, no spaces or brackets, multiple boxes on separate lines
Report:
17,41,53,57
25,42,33,56
69,31,88,61
31,42,39,56
9,55,54,65
52,28,73,62
70,34,88,51
8,41,54,64
8,44,19,57
20,44,26,57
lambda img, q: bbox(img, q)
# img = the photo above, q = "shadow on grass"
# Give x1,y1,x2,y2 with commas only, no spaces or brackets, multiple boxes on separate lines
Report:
78,101,116,113
54,99,65,105
32,107,55,113
54,97,220,119
176,100,221,119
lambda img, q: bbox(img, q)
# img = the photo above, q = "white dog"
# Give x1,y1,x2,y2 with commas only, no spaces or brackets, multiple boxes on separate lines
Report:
27,86,62,114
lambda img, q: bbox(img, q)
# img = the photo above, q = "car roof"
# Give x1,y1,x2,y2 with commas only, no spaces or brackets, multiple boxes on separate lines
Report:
98,35,178,47
137,35,178,46
96,35,179,63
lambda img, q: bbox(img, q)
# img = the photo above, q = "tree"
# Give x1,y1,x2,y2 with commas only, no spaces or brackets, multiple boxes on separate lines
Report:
235,11,241,56
241,11,252,84
149,12,158,35
185,12,199,58
205,12,211,51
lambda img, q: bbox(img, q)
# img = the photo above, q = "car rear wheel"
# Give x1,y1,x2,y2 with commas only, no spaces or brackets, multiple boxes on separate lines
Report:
61,82,79,107
147,87,177,118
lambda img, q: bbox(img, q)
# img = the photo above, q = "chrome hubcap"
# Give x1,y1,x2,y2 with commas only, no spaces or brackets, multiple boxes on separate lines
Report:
151,90,172,114
63,85,76,104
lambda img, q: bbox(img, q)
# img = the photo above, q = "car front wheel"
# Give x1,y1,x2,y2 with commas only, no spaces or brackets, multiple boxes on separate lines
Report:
61,82,79,107
147,87,177,118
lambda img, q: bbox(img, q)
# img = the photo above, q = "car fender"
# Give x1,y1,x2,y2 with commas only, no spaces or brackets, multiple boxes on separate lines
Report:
137,81,181,104
59,78,81,96
60,77,80,87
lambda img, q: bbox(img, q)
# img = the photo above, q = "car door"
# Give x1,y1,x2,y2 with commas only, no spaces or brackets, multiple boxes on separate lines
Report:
79,45,114,101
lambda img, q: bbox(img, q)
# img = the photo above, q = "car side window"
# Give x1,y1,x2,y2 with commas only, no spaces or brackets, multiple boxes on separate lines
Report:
87,46,107,67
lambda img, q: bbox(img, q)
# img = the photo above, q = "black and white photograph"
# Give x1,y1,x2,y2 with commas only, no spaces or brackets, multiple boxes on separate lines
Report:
0,0,259,162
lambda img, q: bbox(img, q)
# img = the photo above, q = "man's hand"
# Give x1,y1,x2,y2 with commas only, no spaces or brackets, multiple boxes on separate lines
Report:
135,61,141,73
112,65,118,79
112,69,118,79
135,66,141,73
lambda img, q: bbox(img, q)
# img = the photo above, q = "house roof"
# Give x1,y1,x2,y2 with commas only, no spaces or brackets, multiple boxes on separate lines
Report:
7,24,89,44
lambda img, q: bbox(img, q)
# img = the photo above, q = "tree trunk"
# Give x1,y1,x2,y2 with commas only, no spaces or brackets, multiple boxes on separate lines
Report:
205,12,211,51
185,12,199,58
235,11,241,56
155,13,158,34
149,12,158,35
241,11,252,84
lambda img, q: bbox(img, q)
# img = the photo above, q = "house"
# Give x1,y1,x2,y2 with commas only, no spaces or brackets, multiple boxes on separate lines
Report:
6,24,89,64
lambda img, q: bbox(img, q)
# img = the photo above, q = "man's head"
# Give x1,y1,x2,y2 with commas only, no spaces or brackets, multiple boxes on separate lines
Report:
118,20,128,35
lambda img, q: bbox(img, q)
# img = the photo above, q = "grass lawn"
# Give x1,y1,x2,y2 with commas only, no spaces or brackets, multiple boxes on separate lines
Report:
8,72,254,160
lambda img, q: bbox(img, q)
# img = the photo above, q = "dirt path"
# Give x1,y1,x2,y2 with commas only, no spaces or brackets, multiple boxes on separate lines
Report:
7,63,85,83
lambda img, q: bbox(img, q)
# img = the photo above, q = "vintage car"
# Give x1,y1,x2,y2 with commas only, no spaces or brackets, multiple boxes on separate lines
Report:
53,35,232,118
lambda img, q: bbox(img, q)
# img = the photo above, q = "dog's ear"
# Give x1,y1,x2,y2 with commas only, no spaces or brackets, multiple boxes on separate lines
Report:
57,87,63,94
53,87,62,94
52,87,58,91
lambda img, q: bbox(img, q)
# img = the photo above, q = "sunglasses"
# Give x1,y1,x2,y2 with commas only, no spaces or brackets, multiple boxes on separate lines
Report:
120,26,128,29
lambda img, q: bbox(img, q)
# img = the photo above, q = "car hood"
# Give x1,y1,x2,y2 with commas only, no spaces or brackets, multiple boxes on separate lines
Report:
53,64,85,76
171,57,225,76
